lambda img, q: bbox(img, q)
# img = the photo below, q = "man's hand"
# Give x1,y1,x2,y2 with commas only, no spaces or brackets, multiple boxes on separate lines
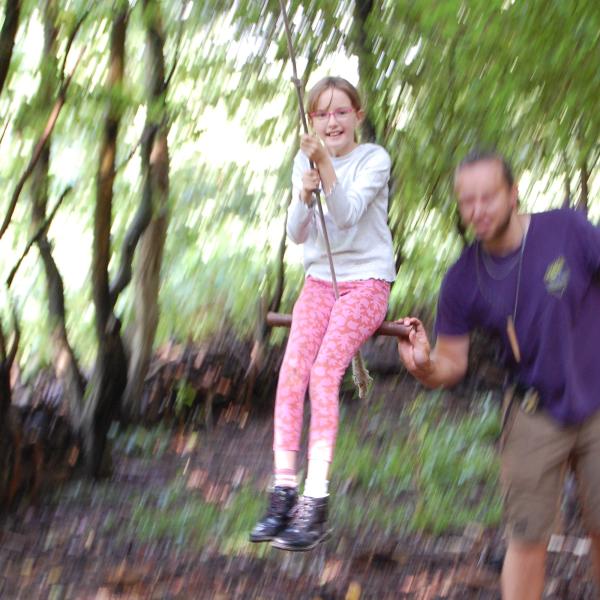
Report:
397,317,433,378
397,320,469,389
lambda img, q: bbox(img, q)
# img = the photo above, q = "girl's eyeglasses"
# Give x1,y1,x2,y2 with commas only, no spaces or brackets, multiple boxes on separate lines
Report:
309,107,355,122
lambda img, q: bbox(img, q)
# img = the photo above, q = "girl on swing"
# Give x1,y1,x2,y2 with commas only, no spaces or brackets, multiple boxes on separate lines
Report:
250,76,396,551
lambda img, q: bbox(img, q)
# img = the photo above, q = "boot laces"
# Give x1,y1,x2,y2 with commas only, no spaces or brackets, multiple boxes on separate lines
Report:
289,496,312,528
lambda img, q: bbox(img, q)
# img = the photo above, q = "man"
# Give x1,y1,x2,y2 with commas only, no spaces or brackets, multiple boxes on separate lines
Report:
397,150,600,599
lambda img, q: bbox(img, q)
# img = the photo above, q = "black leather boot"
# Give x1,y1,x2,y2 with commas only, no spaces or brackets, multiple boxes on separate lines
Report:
249,486,298,543
271,495,331,551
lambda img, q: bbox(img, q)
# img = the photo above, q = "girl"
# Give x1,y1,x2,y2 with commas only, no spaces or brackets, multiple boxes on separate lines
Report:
250,76,396,551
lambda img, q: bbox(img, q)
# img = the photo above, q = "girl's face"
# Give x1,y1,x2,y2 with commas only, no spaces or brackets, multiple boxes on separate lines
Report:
309,87,364,157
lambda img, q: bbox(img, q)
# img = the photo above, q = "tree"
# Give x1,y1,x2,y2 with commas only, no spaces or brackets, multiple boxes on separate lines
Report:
82,4,129,478
30,0,86,430
121,0,170,420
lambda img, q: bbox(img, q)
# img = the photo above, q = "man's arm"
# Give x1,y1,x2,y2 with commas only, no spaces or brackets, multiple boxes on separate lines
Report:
397,318,470,388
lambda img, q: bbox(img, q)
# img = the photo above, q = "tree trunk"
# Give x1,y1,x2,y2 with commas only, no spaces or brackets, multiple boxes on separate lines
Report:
84,7,128,478
561,149,571,208
122,0,169,420
353,0,377,143
0,316,19,505
0,350,14,504
31,0,85,429
82,316,127,478
577,158,589,214
0,0,20,97
0,325,10,423
92,10,127,338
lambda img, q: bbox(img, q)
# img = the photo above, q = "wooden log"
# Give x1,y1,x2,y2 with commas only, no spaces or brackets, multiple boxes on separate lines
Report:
266,312,411,339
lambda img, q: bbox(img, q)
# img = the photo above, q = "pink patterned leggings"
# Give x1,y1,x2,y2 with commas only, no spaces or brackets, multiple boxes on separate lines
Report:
274,276,390,462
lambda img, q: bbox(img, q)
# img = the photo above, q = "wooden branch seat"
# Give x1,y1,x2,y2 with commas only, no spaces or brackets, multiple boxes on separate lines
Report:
266,312,410,339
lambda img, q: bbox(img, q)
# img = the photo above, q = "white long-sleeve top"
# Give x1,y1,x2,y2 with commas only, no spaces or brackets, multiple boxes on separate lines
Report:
287,143,396,282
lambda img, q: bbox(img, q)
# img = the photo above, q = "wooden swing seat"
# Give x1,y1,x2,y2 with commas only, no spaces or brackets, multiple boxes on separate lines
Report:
266,312,410,339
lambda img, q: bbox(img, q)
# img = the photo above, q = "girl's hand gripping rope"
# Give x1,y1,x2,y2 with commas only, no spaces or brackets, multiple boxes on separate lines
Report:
300,169,321,206
300,133,328,165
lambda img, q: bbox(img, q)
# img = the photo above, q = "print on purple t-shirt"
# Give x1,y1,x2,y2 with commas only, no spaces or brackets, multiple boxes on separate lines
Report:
436,208,600,426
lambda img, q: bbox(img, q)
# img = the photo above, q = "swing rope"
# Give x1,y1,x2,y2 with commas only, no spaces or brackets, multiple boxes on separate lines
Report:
278,0,373,399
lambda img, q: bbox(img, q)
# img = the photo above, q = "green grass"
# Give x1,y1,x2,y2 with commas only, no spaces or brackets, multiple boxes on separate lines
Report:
125,476,270,556
131,494,221,549
331,390,503,535
128,477,218,549
110,423,171,459
216,484,268,553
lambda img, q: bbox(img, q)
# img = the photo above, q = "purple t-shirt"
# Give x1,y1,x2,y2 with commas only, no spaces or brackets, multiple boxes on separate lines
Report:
436,208,600,425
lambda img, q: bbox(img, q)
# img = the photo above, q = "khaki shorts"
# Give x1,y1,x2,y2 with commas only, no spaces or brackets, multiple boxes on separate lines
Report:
501,403,600,543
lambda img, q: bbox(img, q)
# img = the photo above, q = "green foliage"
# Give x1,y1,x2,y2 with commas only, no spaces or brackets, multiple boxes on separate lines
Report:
110,423,171,458
332,390,502,535
130,478,222,548
215,484,267,553
408,393,502,533
174,379,196,416
127,477,266,555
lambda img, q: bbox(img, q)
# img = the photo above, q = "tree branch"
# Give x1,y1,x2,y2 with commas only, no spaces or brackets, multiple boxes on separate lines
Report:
109,126,157,306
0,318,6,361
0,299,21,368
7,301,19,368
0,50,84,241
59,8,90,87
164,0,186,90
110,0,168,308
589,145,600,174
114,118,164,174
6,186,72,289
0,116,10,148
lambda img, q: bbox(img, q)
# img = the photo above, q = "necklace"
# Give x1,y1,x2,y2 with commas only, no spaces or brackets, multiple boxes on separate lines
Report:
475,217,529,363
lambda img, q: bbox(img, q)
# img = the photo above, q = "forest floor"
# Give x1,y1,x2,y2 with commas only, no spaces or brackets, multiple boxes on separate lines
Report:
0,376,596,599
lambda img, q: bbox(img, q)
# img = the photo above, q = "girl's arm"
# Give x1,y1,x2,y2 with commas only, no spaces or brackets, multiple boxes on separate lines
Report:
323,148,391,229
287,200,313,244
286,152,314,244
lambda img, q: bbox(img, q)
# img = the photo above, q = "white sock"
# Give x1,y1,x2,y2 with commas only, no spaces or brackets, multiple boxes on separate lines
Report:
304,445,331,498
303,478,329,498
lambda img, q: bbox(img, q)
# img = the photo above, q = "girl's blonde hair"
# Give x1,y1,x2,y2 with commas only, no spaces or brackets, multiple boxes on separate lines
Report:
305,76,363,115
